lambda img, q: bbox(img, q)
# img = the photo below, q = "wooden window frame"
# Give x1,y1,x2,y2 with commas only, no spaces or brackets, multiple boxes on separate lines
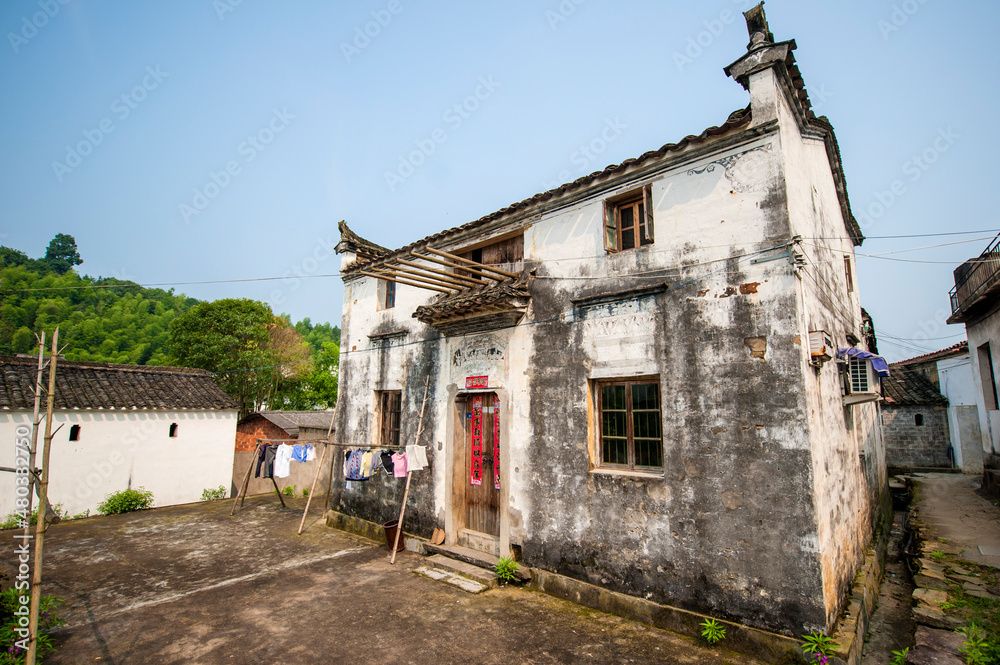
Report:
381,279,396,310
844,256,854,293
604,185,654,253
378,390,402,446
594,376,663,472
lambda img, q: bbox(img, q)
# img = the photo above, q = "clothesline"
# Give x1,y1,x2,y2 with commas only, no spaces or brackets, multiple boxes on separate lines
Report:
254,438,406,450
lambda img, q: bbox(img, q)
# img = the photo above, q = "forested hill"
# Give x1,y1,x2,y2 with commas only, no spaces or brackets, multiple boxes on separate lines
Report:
0,239,339,367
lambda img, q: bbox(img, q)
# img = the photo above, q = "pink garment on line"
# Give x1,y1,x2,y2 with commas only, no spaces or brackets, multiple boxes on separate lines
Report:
392,452,407,478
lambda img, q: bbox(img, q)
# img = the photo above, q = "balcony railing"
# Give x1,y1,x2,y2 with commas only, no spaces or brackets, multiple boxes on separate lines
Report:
950,232,1000,316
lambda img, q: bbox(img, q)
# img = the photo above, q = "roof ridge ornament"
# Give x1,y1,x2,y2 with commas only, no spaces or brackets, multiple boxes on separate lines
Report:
743,2,775,51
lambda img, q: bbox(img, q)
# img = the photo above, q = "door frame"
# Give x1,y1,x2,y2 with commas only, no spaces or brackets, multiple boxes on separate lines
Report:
444,387,510,556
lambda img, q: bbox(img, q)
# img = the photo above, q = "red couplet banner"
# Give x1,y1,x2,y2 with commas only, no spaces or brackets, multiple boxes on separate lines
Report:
470,395,483,486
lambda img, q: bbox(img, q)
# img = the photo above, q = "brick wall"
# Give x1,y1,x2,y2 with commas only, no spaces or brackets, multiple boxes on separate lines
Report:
883,405,952,468
235,415,292,452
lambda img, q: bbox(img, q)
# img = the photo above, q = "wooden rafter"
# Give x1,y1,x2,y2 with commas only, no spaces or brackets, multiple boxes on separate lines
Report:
423,247,519,279
383,263,471,290
410,251,505,282
372,267,460,293
359,270,451,294
396,258,483,287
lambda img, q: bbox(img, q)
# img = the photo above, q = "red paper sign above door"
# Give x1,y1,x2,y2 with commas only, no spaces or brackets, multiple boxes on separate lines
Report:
465,376,489,389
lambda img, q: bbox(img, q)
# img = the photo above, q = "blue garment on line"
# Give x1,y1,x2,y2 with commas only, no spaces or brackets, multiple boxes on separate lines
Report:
291,444,307,463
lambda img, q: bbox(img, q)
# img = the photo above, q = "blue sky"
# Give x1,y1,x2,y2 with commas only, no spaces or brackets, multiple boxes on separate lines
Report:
1,0,997,361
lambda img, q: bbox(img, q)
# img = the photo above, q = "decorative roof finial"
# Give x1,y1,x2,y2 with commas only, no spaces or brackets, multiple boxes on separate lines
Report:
743,2,774,51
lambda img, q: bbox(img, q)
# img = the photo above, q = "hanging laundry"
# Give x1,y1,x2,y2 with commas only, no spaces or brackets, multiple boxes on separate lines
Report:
406,444,428,471
392,452,407,478
305,443,316,461
345,449,367,481
291,444,307,463
380,451,395,475
255,444,277,479
360,450,375,478
254,444,269,478
274,443,293,479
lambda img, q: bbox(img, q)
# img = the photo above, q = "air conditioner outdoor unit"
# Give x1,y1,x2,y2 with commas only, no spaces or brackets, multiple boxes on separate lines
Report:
843,357,880,405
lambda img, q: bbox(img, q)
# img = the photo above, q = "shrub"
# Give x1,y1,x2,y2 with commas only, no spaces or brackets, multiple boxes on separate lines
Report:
700,617,726,645
97,488,154,515
282,485,296,497
200,486,227,501
0,587,65,663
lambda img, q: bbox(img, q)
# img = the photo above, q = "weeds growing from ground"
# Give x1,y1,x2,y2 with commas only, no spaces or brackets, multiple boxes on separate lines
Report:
97,488,154,515
699,617,726,645
201,486,227,501
0,587,65,663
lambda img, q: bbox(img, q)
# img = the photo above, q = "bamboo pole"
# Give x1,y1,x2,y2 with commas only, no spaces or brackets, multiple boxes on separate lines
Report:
370,267,460,293
26,328,58,665
322,414,336,514
230,442,260,516
375,264,469,290
297,443,329,535
23,332,45,543
422,246,519,278
391,376,430,564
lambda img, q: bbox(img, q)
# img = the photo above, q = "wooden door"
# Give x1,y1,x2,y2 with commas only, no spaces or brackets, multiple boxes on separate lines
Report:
465,393,500,536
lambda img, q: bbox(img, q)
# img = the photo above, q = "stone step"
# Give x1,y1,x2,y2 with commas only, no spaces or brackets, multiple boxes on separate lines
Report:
423,542,532,581
426,554,498,587
413,565,489,594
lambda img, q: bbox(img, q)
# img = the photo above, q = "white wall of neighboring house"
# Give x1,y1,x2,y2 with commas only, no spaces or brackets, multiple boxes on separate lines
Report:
0,409,238,517
937,353,984,472
966,313,1000,457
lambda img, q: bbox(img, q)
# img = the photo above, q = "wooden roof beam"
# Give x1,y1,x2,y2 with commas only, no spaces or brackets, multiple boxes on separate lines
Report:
395,258,483,287
386,263,473,290
409,251,505,282
359,270,452,294
423,246,519,279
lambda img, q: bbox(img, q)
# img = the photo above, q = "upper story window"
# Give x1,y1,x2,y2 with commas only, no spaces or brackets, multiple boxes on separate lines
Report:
378,279,396,310
69,424,81,441
604,185,654,253
844,256,854,293
594,376,663,471
169,423,178,438
456,234,524,281
378,390,402,446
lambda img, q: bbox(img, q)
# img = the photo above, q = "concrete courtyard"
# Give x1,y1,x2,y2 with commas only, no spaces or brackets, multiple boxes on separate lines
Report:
1,495,766,664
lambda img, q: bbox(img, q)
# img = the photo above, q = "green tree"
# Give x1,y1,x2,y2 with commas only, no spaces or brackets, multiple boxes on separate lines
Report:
169,298,276,417
42,233,83,274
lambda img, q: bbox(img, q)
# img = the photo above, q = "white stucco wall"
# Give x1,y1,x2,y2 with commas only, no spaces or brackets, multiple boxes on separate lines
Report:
0,409,238,517
938,354,983,472
966,308,1000,456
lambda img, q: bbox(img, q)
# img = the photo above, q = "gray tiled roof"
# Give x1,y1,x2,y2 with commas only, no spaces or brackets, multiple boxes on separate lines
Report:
0,355,238,411
881,369,948,407
253,411,335,437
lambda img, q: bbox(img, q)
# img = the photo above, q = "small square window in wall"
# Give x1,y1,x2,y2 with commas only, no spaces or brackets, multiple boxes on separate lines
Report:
594,377,663,471
69,424,80,442
604,185,654,253
169,423,178,437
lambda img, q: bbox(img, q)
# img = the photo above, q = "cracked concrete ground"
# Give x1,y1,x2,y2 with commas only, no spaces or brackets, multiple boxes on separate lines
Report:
1,495,767,664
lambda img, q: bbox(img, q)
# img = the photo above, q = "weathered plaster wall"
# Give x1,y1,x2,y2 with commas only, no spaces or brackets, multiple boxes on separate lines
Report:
0,409,237,516
333,275,444,537
511,131,832,635
883,405,951,468
964,304,1000,456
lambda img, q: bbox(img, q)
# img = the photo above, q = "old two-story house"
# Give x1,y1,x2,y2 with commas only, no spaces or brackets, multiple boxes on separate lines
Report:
948,234,1000,495
331,7,887,636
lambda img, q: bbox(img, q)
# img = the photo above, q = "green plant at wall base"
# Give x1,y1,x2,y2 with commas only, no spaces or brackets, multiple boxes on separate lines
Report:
301,487,309,497
890,647,909,665
699,617,726,645
931,550,946,561
801,630,836,662
282,485,296,497
494,556,519,585
97,488,154,515
956,623,999,665
0,587,65,663
201,486,226,501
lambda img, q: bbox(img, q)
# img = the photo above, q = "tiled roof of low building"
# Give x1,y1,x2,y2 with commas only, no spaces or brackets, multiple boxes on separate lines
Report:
0,356,238,411
881,369,949,407
246,411,335,438
894,341,968,367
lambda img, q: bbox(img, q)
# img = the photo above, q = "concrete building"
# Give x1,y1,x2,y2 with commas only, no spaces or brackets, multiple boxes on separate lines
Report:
947,234,1000,493
0,355,238,516
331,7,887,636
234,410,334,496
881,369,951,469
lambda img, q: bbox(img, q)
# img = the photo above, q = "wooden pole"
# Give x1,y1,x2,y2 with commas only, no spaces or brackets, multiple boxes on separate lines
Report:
23,332,45,543
409,251,505,282
297,443,329,535
270,476,286,508
391,376,430,564
230,442,260,516
26,328,58,665
422,246,519,278
322,412,336,514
